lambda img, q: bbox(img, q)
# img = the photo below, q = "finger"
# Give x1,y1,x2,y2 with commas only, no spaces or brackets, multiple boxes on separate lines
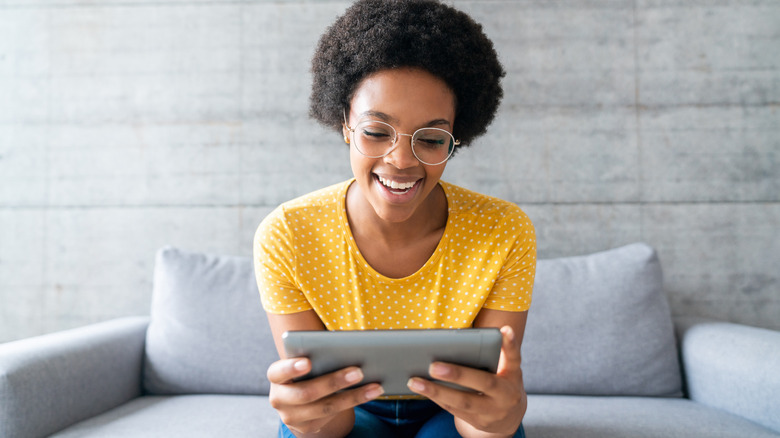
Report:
273,366,365,406
427,362,503,397
496,326,522,376
407,378,517,434
280,383,385,425
407,377,484,416
267,357,312,384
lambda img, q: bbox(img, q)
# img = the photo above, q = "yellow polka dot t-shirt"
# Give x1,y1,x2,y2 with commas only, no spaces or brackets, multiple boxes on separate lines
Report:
254,180,535,330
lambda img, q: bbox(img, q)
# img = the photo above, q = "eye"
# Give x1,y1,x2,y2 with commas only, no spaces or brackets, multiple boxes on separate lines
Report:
362,129,391,139
357,122,394,142
415,131,450,149
417,138,445,146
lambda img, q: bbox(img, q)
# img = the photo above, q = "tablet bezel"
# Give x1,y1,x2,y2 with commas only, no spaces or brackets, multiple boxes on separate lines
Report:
282,328,502,396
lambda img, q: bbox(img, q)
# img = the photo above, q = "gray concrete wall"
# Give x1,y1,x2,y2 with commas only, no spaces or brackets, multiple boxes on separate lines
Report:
1,0,778,342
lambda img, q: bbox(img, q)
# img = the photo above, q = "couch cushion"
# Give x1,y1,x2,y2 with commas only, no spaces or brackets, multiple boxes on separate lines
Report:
523,395,780,438
522,243,683,397
49,394,780,438
143,247,275,395
49,395,279,438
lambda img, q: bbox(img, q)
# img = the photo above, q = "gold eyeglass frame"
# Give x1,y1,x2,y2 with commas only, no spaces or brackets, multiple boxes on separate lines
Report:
343,109,460,166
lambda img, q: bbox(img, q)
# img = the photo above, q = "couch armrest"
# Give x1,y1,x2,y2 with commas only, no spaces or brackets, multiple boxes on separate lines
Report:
675,316,780,433
0,316,150,438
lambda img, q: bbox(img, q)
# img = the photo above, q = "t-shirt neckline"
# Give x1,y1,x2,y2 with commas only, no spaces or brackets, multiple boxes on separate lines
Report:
337,178,453,282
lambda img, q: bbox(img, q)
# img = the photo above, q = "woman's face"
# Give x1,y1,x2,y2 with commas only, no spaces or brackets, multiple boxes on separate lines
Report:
344,68,457,225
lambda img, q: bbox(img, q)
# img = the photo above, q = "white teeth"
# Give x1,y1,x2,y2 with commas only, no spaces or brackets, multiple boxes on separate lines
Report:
378,176,416,190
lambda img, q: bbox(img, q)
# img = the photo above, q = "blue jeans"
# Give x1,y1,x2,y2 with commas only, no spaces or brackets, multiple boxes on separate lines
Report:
278,399,526,437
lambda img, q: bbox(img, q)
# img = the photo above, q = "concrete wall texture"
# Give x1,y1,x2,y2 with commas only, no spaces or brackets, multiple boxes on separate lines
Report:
1,0,778,342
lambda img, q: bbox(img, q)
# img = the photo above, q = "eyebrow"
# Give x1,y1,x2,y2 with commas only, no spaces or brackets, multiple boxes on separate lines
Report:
359,110,452,128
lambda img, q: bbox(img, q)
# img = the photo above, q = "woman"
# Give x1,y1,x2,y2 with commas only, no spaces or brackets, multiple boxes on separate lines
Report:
254,1,536,436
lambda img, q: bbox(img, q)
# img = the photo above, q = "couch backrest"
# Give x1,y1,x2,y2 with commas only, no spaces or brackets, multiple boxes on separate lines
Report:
143,243,682,397
144,247,274,395
523,243,682,397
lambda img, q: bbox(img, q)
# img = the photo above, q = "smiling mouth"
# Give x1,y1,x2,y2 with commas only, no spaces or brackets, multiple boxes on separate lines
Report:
375,174,421,194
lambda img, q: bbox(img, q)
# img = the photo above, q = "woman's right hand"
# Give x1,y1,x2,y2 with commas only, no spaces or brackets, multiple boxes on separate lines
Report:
267,357,385,437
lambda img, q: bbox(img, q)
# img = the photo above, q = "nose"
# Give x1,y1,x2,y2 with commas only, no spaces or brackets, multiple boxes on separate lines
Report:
384,133,419,169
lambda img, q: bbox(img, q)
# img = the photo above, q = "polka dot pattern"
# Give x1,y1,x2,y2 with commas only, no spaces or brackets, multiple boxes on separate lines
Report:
254,180,536,330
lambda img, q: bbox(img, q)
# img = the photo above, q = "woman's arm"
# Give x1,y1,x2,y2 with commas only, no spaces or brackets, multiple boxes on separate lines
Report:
407,308,528,438
267,311,326,359
265,310,385,438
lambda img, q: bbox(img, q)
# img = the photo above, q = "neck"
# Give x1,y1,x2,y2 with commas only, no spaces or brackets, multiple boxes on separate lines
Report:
346,182,448,247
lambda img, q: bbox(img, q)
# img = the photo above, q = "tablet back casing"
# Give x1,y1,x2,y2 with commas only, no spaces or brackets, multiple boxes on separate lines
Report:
283,328,501,396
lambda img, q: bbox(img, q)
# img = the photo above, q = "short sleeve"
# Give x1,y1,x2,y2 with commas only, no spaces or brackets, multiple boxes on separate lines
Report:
483,212,536,312
253,206,313,314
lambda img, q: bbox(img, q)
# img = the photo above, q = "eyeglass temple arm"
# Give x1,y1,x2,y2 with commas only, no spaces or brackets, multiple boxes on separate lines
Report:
343,108,352,131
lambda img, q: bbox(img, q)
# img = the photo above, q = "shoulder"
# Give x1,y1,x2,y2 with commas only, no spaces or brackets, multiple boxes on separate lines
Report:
280,180,349,213
263,180,348,222
256,179,350,238
442,181,532,226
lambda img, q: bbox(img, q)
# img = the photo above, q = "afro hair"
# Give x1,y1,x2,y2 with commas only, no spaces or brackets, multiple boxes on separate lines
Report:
309,0,505,148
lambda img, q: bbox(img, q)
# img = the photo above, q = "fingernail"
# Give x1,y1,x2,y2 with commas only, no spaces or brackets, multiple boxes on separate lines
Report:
430,363,450,377
345,368,363,384
293,360,308,371
407,378,426,392
365,385,384,399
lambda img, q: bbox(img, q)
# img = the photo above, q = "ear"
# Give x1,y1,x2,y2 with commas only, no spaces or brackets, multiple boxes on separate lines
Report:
342,125,350,144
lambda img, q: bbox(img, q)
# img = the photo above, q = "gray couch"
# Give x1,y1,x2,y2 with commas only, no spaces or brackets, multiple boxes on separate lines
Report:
2,243,779,438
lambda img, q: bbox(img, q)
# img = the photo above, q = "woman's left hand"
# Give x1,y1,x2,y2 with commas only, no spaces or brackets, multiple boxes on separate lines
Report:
407,325,526,437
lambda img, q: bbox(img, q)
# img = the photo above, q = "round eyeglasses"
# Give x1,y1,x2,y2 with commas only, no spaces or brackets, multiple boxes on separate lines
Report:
344,110,460,166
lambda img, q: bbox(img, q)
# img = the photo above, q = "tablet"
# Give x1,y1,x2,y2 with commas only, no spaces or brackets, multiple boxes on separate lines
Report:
282,328,501,396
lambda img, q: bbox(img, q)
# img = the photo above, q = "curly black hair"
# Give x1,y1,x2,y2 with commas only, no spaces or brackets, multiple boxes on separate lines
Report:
309,0,505,149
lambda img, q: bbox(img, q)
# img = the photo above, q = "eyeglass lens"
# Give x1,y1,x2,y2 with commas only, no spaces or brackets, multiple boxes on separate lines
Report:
353,120,454,165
